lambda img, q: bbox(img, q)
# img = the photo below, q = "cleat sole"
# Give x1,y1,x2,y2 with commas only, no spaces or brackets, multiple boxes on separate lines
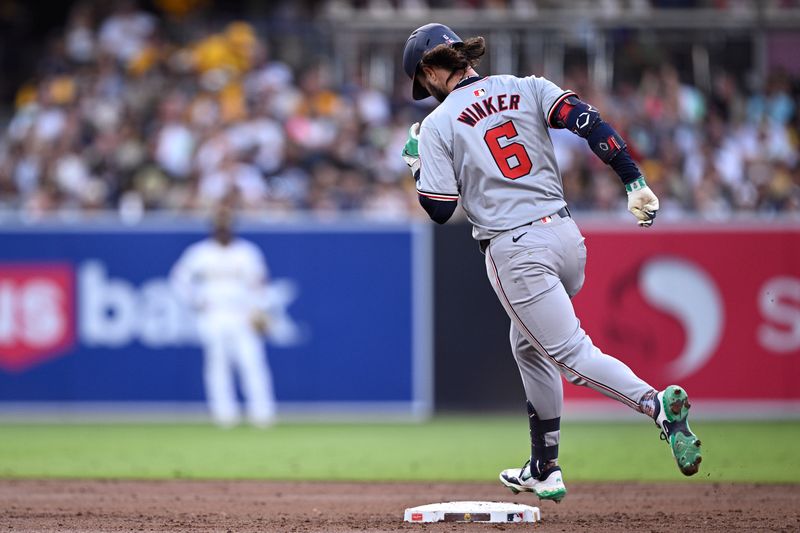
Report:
660,385,703,476
536,488,567,503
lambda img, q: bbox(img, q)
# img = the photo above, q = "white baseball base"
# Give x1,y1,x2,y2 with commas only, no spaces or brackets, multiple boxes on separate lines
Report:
404,501,541,523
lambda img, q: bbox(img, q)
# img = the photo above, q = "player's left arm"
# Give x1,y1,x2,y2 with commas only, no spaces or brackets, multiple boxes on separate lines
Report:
551,95,659,227
247,244,272,335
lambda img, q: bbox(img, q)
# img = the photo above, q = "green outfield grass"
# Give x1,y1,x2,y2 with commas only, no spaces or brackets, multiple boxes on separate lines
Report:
0,418,798,483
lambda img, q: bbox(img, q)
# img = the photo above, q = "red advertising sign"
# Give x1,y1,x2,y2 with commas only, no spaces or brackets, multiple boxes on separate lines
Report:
569,225,800,403
0,264,76,372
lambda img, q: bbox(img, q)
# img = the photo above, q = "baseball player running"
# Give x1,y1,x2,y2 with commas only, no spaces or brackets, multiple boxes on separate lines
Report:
401,23,702,502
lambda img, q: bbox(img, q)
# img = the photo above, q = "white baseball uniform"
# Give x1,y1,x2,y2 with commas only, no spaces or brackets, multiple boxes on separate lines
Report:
170,237,276,427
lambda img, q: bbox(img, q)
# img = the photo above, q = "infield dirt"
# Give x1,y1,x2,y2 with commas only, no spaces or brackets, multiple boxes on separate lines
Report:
1,479,798,532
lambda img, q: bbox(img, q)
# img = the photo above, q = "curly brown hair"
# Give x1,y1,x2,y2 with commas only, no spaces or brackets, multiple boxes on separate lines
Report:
418,36,486,76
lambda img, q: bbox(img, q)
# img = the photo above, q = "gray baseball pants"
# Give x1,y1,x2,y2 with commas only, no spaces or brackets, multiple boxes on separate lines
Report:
484,212,654,426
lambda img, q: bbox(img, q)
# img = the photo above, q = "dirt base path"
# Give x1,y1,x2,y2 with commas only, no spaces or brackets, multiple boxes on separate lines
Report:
1,479,798,532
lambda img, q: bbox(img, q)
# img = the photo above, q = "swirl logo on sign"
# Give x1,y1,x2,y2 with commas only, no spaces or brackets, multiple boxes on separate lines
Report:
638,258,724,380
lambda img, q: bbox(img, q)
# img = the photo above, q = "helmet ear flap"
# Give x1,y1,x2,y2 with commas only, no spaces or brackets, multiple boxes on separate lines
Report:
412,65,431,100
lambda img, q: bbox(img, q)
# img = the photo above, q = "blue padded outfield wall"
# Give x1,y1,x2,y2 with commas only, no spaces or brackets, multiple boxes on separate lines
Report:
0,220,432,419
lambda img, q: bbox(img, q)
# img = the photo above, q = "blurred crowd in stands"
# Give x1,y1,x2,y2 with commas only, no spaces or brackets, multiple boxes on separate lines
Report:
322,0,800,16
0,0,798,221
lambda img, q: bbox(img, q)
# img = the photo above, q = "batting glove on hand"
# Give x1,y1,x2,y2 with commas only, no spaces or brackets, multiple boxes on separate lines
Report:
401,123,421,177
626,176,659,228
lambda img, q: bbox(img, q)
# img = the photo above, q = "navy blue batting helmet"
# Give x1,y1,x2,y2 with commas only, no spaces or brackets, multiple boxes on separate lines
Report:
402,23,462,100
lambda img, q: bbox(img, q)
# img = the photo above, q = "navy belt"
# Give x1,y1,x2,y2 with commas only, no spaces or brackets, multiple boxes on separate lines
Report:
480,206,570,254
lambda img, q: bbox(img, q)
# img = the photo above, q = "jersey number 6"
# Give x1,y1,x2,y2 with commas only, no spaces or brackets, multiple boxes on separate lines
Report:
483,120,533,180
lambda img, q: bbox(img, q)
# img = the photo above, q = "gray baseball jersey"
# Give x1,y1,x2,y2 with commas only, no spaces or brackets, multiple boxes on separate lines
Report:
410,64,691,483
417,75,574,240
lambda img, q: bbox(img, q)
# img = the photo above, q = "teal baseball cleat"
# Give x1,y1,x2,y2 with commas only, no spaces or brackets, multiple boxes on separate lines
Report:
655,385,703,476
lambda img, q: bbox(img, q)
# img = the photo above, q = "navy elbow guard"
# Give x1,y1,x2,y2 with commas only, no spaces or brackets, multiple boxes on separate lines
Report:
586,122,626,164
552,95,640,184
552,95,626,164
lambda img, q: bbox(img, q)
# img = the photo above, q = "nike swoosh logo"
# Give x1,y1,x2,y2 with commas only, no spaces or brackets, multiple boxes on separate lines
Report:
512,232,527,243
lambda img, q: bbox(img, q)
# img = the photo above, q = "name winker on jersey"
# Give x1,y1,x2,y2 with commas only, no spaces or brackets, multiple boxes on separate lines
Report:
456,92,521,127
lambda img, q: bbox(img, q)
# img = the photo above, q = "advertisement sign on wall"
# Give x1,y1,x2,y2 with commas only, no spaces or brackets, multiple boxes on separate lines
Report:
570,225,800,409
0,221,432,418
434,222,800,416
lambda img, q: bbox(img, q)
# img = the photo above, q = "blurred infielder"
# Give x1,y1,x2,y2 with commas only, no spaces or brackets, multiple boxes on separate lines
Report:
170,208,276,428
401,24,702,502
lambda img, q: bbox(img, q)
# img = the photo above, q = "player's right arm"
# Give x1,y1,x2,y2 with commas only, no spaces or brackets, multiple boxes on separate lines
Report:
402,121,460,224
526,76,659,227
